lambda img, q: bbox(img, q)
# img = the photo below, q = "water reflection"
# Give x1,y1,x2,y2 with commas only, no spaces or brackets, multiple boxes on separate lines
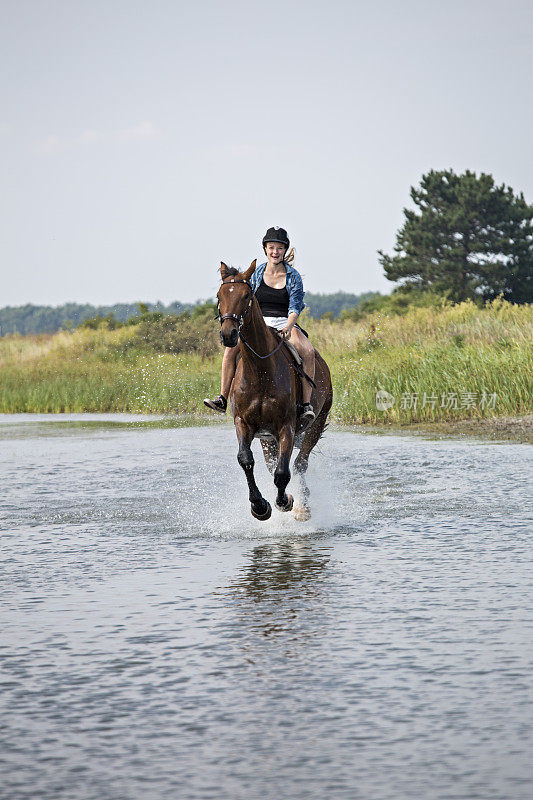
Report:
231,542,332,602
222,543,334,656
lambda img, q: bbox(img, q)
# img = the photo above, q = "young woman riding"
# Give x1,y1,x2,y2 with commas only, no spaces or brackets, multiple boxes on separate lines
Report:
204,226,316,423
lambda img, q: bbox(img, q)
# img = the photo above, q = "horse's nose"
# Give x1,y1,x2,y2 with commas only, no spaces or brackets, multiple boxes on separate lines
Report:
220,328,238,348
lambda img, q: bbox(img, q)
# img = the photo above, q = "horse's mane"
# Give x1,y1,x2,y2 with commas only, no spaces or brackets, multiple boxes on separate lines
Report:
224,266,240,277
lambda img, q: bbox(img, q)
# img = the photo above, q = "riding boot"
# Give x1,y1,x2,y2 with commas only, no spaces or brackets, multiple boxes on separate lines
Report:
203,394,227,413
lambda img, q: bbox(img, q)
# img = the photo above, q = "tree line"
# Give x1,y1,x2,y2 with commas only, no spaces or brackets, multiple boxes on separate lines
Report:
0,292,380,336
0,301,190,336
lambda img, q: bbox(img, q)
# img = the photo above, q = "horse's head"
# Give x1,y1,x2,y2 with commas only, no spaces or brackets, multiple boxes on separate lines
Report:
217,260,256,347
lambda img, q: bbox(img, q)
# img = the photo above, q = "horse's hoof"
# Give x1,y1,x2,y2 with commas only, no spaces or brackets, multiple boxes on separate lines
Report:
294,505,311,522
251,500,272,521
275,493,294,512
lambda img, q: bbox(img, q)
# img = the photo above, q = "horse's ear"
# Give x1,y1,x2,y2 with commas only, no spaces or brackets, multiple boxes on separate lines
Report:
220,262,230,280
242,259,256,281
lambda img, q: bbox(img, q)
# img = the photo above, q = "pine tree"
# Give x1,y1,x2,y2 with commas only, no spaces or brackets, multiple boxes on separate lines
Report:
378,169,533,303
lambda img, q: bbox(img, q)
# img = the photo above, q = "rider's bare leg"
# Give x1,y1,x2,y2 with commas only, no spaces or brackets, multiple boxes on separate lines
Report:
287,328,315,405
221,345,239,399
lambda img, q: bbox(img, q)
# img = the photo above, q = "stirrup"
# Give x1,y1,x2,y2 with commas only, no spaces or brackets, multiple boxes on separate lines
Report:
203,394,227,413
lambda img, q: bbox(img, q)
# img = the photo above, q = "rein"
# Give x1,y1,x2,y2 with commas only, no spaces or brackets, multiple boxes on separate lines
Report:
239,332,285,359
240,329,316,387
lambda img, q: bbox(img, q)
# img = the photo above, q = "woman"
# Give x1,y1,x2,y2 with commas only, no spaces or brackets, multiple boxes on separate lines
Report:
204,226,316,423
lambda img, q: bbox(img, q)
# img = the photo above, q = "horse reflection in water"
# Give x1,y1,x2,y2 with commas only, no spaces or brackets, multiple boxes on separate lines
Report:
235,544,332,602
216,261,333,522
226,543,333,654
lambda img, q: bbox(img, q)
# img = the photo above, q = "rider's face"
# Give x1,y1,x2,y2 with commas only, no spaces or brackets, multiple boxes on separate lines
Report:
265,242,286,264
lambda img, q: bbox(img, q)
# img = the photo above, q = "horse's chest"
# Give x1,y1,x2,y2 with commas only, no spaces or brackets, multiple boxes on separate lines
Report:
238,368,292,396
231,389,293,430
233,391,286,415
231,361,295,427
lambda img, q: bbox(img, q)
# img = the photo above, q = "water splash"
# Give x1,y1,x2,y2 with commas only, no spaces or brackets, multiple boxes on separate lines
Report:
160,433,369,539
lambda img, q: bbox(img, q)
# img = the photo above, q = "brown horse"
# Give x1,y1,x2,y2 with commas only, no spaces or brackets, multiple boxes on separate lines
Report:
217,260,333,521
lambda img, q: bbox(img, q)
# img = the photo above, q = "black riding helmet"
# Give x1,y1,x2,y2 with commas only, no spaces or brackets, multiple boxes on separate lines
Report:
262,226,290,251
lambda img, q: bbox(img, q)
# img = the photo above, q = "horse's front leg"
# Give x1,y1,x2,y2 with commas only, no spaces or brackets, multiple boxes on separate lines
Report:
274,423,295,512
235,417,272,521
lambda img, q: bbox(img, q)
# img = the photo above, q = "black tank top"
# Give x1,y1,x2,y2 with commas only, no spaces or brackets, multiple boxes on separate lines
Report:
255,277,289,317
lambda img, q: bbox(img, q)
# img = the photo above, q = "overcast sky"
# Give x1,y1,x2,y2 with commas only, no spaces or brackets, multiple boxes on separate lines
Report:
1,0,532,307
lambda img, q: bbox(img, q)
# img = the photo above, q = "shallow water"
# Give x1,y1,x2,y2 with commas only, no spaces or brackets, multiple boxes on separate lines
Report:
1,414,532,800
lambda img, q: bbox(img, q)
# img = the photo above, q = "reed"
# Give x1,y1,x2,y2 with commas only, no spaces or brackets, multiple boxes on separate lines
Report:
306,297,533,423
1,298,531,422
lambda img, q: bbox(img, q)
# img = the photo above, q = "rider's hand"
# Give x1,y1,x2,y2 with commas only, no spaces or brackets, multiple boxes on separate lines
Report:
281,325,293,339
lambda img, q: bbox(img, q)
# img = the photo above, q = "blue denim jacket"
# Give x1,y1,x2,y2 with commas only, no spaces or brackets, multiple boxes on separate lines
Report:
249,261,306,316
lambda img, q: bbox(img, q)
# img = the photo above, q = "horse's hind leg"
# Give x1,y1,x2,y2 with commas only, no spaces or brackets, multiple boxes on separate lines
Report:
274,424,295,512
293,460,311,521
293,399,331,520
260,438,277,475
235,418,271,521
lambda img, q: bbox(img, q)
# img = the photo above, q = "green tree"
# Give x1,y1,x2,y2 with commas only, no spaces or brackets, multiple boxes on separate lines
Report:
379,169,533,303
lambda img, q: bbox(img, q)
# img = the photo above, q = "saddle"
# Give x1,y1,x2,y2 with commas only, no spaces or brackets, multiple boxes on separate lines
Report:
279,335,302,367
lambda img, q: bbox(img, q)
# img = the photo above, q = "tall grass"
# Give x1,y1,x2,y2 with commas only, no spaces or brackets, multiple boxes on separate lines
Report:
1,298,531,422
306,297,533,422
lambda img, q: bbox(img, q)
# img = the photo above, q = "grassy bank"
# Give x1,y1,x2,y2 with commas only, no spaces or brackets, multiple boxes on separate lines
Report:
1,298,531,423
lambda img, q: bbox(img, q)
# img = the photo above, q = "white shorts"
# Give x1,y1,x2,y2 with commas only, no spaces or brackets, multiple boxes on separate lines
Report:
263,316,288,331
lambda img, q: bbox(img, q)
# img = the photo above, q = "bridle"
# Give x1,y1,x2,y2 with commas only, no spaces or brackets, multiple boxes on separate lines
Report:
215,277,254,332
216,277,285,359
